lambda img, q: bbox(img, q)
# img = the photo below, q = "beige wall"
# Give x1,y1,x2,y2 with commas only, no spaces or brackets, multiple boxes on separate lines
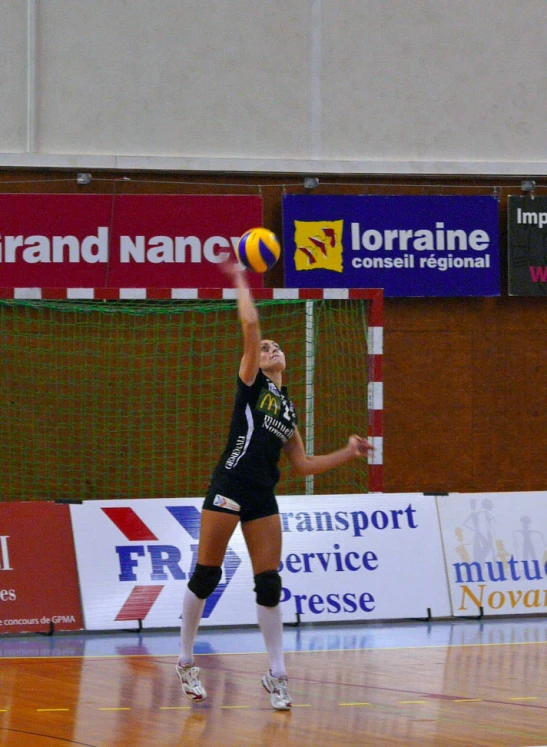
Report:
2,1,547,174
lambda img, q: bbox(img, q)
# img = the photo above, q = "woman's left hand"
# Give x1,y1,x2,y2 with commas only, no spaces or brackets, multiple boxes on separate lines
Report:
348,435,374,457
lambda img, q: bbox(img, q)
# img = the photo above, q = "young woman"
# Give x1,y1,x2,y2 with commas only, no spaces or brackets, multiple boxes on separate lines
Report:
176,261,372,710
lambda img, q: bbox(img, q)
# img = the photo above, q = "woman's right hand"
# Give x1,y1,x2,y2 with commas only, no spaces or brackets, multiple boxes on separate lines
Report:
220,258,247,282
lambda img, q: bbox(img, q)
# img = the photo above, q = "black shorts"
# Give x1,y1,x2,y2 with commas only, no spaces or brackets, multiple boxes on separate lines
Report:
203,474,279,523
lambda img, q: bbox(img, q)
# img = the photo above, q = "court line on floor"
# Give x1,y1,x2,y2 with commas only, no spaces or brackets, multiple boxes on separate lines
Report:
4,636,547,661
8,698,542,714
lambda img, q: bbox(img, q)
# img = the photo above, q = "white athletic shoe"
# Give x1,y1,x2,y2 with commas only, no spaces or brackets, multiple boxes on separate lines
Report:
176,663,207,702
262,670,292,710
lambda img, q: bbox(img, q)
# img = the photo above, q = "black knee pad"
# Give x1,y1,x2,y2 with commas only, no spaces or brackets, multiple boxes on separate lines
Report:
188,564,222,599
254,570,282,607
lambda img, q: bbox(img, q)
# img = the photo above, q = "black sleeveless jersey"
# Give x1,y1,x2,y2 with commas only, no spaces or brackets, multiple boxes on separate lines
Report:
212,369,298,490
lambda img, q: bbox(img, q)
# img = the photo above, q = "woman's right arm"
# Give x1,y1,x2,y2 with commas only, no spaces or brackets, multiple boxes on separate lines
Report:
222,261,261,386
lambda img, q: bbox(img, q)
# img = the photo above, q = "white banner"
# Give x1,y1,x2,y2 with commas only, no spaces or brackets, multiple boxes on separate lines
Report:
437,491,547,617
70,493,450,630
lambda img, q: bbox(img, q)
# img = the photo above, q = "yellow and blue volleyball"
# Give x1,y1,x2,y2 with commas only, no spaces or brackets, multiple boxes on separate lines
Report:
236,227,281,273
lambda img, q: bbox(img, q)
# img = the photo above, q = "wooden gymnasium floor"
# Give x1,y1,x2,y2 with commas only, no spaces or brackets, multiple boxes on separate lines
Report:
2,618,547,746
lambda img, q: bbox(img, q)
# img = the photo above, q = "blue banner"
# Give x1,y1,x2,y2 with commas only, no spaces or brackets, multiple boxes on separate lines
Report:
282,195,500,297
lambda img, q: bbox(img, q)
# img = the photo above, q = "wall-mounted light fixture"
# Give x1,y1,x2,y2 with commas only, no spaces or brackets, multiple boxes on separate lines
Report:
521,179,536,193
304,176,319,189
76,173,92,186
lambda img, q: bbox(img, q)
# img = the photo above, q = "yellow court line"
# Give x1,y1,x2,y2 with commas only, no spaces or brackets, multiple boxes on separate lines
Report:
291,704,311,708
37,708,70,712
453,698,483,703
220,705,251,710
339,702,372,707
399,700,427,704
509,697,538,701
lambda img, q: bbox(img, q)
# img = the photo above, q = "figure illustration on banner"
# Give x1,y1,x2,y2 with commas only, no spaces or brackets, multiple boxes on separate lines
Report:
495,539,512,573
463,497,497,563
454,527,471,563
513,516,545,561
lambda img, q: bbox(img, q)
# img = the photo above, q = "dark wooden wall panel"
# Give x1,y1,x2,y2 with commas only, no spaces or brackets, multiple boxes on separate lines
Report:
385,297,547,493
385,326,474,492
473,325,547,491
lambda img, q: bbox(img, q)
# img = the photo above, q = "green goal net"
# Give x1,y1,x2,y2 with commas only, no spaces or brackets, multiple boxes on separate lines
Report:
1,297,375,501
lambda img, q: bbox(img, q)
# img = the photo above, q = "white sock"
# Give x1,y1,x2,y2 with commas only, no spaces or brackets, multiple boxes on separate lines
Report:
179,587,206,667
256,603,286,679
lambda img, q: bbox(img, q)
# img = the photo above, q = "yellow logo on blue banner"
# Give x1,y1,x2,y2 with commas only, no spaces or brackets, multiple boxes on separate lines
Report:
294,220,344,273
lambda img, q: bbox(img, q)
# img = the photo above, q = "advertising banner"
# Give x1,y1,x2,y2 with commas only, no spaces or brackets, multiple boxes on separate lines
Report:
0,194,264,290
508,196,547,296
70,493,450,631
283,195,500,297
0,502,84,634
437,491,547,617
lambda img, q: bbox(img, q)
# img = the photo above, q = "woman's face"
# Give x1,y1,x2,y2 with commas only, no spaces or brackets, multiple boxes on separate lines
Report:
260,339,286,372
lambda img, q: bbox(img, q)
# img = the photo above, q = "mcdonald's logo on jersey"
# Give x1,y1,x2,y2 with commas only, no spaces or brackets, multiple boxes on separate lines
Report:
293,220,344,273
257,390,281,416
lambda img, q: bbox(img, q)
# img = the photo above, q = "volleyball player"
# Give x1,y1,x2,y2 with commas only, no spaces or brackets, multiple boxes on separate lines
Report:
176,260,372,710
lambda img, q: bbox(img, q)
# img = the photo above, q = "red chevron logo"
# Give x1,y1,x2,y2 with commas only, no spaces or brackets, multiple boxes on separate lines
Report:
102,507,161,621
102,507,158,541
114,585,164,621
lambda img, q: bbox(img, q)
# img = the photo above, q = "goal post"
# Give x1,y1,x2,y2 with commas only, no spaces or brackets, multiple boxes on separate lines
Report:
0,288,383,502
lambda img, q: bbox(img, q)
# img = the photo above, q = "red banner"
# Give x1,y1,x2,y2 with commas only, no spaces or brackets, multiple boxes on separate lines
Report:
0,194,264,289
0,503,84,634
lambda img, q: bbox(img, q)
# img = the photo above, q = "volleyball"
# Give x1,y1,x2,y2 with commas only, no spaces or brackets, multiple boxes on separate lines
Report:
236,227,281,273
